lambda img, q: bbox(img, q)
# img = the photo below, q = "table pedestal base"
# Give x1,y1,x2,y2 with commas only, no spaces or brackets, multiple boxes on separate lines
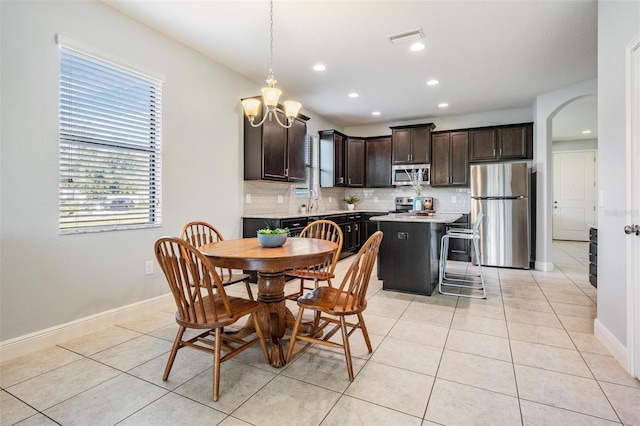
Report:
256,271,315,368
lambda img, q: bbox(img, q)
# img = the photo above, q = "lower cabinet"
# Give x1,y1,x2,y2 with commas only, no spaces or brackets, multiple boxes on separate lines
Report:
445,214,471,262
362,213,380,242
323,213,361,258
378,221,445,296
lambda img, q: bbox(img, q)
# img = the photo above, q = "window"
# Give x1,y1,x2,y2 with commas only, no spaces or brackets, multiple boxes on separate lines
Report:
58,43,162,233
294,134,319,198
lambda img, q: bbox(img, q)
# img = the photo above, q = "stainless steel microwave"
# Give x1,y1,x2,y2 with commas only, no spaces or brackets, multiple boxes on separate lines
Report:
392,164,430,186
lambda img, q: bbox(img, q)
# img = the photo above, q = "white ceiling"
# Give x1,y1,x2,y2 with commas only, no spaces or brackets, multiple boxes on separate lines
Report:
102,0,598,139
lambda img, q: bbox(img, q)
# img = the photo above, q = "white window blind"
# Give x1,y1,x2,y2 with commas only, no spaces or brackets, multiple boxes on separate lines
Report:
294,134,318,198
59,44,162,233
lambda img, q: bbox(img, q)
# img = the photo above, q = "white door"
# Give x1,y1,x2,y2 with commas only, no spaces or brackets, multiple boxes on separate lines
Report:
626,33,640,379
553,151,597,241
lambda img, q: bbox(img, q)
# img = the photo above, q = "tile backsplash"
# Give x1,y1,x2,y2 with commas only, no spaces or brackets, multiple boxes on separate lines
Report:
243,181,470,215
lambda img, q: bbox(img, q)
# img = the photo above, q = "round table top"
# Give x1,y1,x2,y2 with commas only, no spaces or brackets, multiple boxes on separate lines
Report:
200,237,338,271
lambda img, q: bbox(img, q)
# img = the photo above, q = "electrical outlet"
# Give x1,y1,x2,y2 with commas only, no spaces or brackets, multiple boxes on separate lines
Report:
451,196,457,203
246,194,251,203
374,197,379,203
145,260,154,275
277,195,283,203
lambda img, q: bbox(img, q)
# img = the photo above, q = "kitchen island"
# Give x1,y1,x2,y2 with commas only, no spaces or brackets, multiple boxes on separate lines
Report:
370,212,462,296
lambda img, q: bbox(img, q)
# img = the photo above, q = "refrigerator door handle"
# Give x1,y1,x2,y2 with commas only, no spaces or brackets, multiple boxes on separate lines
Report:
472,196,525,200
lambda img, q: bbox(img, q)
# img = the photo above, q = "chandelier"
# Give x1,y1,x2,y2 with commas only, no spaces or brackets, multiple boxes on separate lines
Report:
241,0,302,129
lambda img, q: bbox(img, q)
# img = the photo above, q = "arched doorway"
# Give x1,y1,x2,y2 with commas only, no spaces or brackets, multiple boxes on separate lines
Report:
550,95,598,242
532,79,597,272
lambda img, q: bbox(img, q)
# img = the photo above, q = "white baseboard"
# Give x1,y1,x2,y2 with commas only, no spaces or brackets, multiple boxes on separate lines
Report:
535,261,554,271
594,318,629,372
0,293,173,362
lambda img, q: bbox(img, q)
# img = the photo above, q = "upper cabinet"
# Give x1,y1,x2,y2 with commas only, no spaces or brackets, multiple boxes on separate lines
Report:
320,130,391,188
320,129,348,187
390,123,436,164
431,131,469,187
469,123,533,163
244,107,309,182
365,136,392,187
346,137,365,187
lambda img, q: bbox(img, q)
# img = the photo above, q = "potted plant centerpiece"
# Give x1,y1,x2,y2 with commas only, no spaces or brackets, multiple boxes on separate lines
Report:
256,220,289,248
344,195,360,211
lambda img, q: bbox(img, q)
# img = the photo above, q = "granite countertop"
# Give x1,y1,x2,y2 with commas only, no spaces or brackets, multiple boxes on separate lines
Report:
370,212,463,224
243,209,389,219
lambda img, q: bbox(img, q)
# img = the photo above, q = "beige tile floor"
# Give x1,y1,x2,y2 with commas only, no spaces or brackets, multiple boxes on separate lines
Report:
2,241,639,425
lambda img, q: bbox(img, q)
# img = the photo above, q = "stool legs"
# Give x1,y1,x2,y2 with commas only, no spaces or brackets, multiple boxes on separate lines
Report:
439,234,486,299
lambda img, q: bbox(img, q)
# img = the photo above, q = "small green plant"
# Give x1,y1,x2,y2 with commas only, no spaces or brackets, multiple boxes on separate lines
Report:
257,219,289,235
344,195,360,204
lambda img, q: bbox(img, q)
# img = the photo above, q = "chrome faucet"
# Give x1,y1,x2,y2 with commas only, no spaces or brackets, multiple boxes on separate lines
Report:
307,189,317,213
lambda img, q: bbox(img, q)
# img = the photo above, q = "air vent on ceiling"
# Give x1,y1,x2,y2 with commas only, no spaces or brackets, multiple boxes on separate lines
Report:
388,29,424,45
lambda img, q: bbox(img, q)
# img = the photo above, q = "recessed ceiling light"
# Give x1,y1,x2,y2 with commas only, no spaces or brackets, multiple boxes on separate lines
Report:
438,103,449,108
313,64,326,71
427,79,439,86
582,129,592,134
371,111,381,116
348,92,359,98
410,42,425,52
388,29,424,45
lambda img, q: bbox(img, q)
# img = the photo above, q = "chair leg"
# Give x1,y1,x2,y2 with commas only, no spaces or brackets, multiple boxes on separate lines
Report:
473,238,487,299
213,327,222,402
244,279,254,301
286,307,305,363
163,325,186,380
252,311,271,364
438,235,449,295
339,316,354,381
357,313,373,353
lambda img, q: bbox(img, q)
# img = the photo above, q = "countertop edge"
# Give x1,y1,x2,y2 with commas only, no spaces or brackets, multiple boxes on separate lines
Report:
370,213,463,224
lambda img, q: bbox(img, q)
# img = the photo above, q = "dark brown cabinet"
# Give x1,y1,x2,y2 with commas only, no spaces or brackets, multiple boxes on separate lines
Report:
445,214,471,261
346,138,365,187
390,123,435,164
320,130,389,188
431,131,469,187
319,130,347,187
344,213,362,254
244,108,309,182
365,136,392,187
469,123,533,163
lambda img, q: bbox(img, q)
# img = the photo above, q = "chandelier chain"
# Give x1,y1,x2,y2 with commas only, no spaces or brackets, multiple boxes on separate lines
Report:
269,0,274,72
242,0,301,128
266,0,276,86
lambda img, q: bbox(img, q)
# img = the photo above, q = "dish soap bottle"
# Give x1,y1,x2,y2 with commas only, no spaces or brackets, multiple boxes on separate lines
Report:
412,196,424,211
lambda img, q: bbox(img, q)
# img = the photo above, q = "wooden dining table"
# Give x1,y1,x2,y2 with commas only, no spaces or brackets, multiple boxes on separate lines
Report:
199,237,338,367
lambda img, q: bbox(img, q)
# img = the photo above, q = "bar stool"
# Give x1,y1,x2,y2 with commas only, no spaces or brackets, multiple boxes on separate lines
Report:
439,212,486,299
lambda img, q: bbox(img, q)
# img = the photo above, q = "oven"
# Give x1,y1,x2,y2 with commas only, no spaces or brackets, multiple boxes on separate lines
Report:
390,196,435,213
391,197,414,213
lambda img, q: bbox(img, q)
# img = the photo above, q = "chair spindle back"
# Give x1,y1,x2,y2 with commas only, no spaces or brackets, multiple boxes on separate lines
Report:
331,231,383,312
155,237,232,325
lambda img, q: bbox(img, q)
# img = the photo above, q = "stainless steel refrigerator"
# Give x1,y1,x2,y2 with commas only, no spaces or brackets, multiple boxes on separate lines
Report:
471,162,530,269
